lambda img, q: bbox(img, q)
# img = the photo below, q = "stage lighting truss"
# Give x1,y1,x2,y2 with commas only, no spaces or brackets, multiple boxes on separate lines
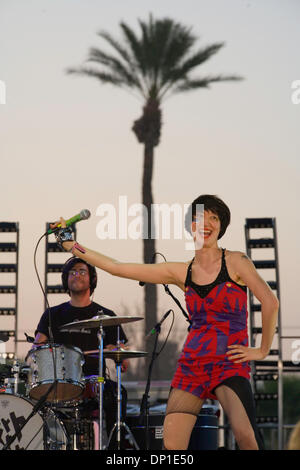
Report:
0,222,19,361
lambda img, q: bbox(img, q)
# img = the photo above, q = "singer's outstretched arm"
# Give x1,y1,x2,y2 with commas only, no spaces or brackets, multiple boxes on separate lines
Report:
52,218,188,290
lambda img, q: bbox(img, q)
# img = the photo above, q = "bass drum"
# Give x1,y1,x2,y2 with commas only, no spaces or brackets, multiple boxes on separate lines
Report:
0,393,68,450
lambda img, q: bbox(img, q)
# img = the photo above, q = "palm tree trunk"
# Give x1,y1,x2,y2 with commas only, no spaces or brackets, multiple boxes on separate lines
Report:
132,97,161,378
142,142,161,379
142,142,157,332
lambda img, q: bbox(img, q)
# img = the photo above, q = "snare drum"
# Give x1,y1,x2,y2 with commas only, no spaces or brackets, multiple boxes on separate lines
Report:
0,393,68,450
82,375,100,400
26,344,85,403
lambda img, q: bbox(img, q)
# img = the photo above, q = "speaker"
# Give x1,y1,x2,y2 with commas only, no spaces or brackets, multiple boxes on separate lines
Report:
126,411,218,450
188,413,219,450
125,414,164,450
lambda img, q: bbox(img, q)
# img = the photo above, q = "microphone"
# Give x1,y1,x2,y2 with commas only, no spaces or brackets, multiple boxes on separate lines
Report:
47,209,91,234
145,310,173,339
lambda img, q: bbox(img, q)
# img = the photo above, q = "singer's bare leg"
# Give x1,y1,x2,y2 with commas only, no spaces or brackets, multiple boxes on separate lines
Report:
163,389,204,450
214,382,259,450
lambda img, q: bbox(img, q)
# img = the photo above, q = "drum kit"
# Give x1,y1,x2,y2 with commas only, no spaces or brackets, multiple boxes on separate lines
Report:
0,314,147,451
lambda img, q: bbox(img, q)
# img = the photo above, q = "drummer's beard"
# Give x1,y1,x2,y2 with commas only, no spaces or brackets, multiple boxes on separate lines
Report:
69,282,91,299
68,277,89,293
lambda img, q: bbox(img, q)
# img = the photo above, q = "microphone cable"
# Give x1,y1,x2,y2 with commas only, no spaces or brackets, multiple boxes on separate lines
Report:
151,252,191,328
33,232,58,404
154,309,175,358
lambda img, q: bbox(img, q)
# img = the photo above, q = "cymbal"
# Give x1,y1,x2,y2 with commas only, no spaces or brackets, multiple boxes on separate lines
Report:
84,348,148,361
59,314,143,332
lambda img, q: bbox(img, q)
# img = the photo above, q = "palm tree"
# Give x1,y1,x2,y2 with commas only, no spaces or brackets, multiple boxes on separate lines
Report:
67,15,242,367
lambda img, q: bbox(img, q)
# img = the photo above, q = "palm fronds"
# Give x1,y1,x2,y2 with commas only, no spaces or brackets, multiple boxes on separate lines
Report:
66,15,243,103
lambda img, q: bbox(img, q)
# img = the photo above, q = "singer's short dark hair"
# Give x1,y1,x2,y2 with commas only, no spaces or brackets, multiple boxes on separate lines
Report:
61,257,97,295
185,194,231,240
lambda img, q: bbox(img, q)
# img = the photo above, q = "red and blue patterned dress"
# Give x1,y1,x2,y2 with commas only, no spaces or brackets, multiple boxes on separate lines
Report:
171,249,250,400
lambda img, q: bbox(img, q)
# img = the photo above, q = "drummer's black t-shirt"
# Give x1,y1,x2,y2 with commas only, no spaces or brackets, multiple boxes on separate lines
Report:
35,301,128,376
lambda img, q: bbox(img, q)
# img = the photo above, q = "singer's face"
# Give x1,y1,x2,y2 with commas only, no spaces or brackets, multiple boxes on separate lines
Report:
68,262,90,294
191,210,221,249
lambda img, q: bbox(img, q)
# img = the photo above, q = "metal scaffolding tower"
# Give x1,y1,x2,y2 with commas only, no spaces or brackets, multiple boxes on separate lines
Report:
0,222,19,360
244,217,300,450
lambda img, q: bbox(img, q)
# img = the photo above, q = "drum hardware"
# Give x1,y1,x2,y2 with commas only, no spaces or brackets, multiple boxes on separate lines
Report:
72,407,80,450
60,313,143,451
1,361,28,397
11,359,21,395
3,378,22,395
42,407,69,450
2,380,59,450
84,348,148,450
96,321,105,451
104,328,146,450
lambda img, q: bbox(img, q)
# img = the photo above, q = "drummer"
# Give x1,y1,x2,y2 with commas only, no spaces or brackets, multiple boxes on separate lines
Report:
33,256,129,444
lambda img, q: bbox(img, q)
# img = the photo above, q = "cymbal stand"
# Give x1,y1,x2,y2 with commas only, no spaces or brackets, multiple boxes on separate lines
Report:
106,328,139,450
97,322,105,451
73,407,81,450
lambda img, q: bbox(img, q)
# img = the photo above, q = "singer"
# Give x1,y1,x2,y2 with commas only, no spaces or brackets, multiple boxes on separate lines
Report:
51,194,279,450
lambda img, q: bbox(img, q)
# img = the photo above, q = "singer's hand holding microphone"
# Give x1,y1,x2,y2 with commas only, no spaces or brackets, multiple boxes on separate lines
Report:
49,209,90,252
50,217,75,252
48,209,90,234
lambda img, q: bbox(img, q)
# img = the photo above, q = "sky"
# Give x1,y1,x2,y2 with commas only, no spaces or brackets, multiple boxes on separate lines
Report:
0,0,300,368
